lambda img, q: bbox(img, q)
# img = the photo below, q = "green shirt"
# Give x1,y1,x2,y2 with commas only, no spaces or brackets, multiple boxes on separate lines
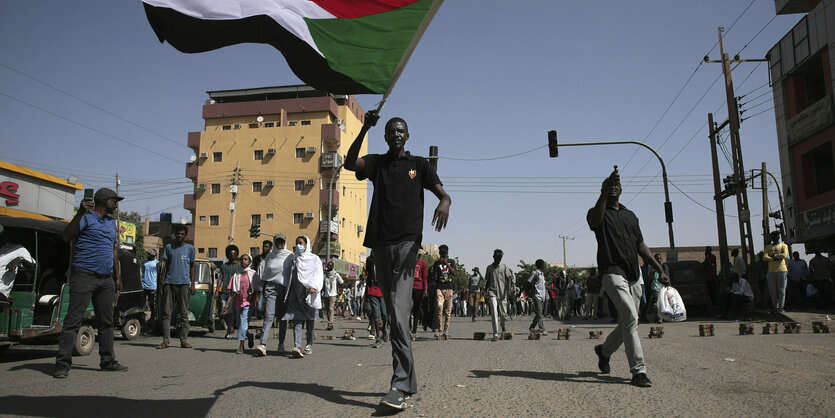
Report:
220,261,241,294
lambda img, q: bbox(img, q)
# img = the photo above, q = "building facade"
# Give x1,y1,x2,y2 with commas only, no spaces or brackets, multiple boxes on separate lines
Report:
0,160,81,221
768,0,835,252
184,85,369,275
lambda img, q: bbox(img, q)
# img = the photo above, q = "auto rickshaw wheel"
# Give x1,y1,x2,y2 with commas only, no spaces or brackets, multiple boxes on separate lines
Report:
0,344,9,356
73,325,95,356
122,318,142,340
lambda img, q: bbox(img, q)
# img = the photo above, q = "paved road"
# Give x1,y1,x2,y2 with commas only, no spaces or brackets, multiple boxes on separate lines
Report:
1,312,833,417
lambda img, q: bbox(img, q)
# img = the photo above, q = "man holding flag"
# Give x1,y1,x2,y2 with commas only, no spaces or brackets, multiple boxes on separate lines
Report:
345,111,451,410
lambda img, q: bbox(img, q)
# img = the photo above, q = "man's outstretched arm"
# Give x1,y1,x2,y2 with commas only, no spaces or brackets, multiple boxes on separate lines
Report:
344,110,380,173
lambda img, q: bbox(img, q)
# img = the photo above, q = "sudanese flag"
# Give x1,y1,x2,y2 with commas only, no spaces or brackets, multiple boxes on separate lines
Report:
142,0,443,95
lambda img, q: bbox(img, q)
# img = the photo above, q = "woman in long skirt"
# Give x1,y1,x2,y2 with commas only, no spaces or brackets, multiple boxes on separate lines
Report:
282,236,323,358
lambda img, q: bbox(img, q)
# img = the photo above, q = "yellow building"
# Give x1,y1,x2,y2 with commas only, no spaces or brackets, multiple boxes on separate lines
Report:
184,85,368,275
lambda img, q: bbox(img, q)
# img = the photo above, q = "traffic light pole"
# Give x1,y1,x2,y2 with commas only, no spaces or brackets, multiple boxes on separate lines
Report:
557,139,675,249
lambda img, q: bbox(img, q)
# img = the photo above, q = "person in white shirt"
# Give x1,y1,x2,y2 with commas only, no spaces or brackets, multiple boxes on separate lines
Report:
721,272,753,319
731,249,746,278
322,261,344,330
0,225,37,302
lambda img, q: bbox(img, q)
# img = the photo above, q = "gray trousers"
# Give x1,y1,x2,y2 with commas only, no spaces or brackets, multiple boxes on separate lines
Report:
373,241,420,395
767,271,787,310
260,282,287,346
601,274,645,376
488,295,507,336
161,283,190,343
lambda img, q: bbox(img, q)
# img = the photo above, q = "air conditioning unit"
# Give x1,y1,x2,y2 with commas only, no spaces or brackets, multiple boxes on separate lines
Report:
198,184,207,190
307,146,317,153
229,185,238,194
304,212,315,219
335,119,343,126
357,225,364,232
306,179,315,186
199,152,208,159
266,148,276,155
265,180,274,187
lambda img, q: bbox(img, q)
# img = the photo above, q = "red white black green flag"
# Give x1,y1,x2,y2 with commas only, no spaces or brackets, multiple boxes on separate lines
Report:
142,0,443,95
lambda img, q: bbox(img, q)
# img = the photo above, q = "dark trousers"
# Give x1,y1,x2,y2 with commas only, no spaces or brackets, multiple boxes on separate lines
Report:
144,289,156,321
423,284,437,331
724,293,751,317
529,298,544,331
373,241,420,395
707,280,720,306
787,280,804,310
56,267,116,370
161,283,190,343
410,288,424,334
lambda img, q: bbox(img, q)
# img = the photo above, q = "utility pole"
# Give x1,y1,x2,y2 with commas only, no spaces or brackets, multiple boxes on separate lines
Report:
705,27,767,286
708,113,729,282
228,162,241,245
558,235,574,268
762,162,769,247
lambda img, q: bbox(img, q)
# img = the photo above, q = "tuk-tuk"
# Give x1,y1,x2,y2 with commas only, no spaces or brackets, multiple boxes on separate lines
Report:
664,261,711,308
113,247,146,340
155,258,216,334
0,215,95,356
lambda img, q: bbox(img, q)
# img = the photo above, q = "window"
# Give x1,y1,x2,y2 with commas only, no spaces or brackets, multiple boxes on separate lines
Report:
208,248,218,258
294,180,305,191
293,213,303,224
199,216,206,221
787,53,827,117
210,215,219,226
233,124,241,130
301,120,311,126
252,182,262,193
801,141,835,197
198,248,205,254
288,121,298,126
264,122,275,128
222,125,231,131
295,148,306,158
343,186,346,196
251,214,261,226
254,150,264,160
266,213,274,220
213,152,222,162
250,247,260,256
211,183,220,194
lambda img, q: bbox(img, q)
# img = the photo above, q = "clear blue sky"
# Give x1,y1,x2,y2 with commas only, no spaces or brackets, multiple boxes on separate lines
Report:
0,1,804,270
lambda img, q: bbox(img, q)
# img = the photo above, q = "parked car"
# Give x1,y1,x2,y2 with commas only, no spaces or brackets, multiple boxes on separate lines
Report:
663,260,710,308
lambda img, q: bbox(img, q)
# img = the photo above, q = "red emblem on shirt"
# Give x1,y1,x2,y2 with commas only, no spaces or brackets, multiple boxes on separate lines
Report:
408,169,416,179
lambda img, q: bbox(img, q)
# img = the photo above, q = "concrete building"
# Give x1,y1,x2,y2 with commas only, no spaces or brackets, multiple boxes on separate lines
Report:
768,0,835,252
0,160,81,221
184,85,368,276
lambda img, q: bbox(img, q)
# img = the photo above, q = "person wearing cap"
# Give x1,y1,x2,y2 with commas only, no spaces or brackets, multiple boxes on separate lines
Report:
142,248,160,330
54,188,128,378
251,233,292,356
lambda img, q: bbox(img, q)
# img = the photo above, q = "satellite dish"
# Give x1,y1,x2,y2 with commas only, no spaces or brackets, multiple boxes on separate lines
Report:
189,155,197,163
179,218,188,225
256,116,264,123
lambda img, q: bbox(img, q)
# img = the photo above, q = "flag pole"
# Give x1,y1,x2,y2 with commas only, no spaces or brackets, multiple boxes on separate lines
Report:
375,0,444,113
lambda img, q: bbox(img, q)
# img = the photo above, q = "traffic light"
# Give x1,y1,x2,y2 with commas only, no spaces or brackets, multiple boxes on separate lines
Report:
722,175,737,193
429,145,438,170
548,130,558,158
769,210,782,219
249,224,260,238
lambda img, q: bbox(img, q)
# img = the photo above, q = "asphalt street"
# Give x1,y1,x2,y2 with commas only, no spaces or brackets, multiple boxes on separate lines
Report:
0,312,833,417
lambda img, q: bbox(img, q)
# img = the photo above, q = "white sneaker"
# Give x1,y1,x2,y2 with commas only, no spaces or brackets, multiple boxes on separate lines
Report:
256,344,267,356
303,344,313,355
291,347,304,358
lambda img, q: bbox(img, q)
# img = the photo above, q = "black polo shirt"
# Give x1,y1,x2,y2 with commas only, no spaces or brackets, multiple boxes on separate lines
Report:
588,204,644,282
357,152,441,248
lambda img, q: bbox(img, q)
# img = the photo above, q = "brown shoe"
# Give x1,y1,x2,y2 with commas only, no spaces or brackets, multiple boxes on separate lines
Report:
156,342,170,349
180,341,192,349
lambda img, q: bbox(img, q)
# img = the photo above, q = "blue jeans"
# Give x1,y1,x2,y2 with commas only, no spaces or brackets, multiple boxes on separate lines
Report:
237,306,250,341
220,292,237,331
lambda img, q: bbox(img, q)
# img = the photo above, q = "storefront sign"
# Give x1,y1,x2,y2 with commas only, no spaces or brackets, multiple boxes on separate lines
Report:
798,202,835,241
118,220,136,244
0,181,20,204
787,96,833,145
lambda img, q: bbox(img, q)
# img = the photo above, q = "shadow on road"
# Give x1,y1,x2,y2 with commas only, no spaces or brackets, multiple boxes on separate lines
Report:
0,348,56,363
0,394,217,417
469,369,629,385
215,381,385,409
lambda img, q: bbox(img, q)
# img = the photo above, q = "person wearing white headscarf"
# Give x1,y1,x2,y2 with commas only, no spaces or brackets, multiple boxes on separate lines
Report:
282,235,323,358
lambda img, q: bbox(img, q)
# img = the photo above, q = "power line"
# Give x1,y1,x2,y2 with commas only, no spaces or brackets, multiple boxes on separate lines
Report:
0,91,184,165
0,61,191,150
437,145,546,161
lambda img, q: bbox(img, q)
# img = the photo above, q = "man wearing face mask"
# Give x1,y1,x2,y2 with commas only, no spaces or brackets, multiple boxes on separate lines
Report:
252,233,292,356
345,110,451,410
322,261,344,331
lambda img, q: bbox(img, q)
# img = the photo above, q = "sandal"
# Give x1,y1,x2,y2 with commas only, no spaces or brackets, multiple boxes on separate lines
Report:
156,342,170,349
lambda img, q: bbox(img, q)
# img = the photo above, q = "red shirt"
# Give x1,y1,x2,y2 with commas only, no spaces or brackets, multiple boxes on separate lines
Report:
704,254,717,282
413,258,428,290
